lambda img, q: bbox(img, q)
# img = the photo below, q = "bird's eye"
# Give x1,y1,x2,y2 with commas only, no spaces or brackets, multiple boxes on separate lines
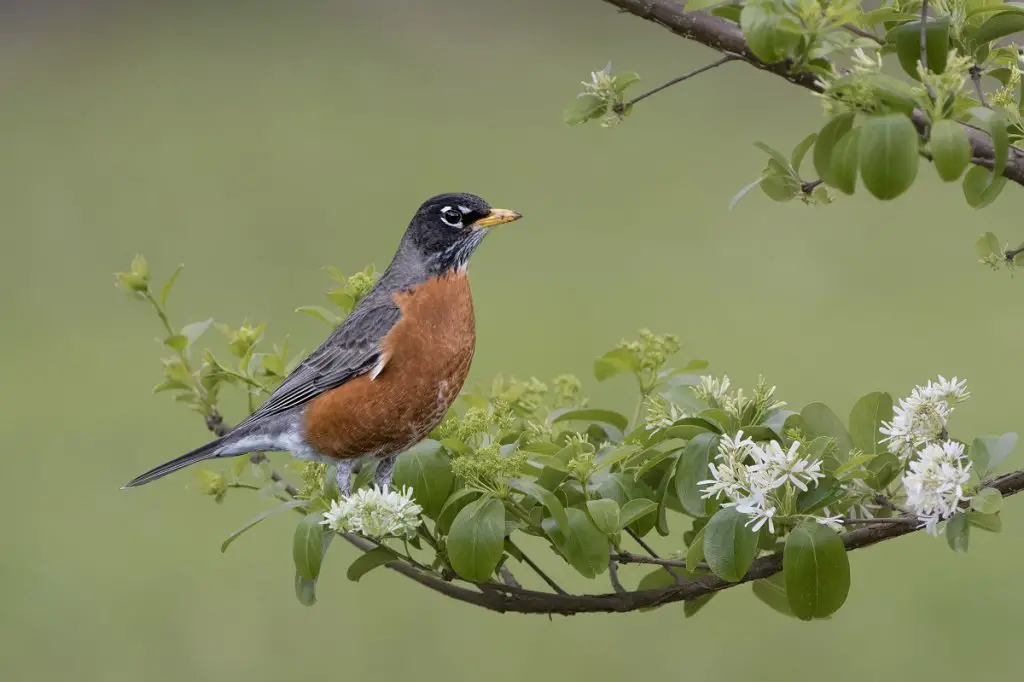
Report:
440,206,463,228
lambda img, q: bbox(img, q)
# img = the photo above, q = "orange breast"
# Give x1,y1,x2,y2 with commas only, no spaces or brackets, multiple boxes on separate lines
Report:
303,271,476,459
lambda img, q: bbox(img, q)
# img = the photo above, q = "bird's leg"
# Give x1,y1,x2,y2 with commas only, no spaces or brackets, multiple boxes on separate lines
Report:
335,459,355,498
374,454,397,490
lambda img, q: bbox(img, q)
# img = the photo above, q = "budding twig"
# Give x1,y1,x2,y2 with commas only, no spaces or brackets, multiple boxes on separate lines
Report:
614,56,738,113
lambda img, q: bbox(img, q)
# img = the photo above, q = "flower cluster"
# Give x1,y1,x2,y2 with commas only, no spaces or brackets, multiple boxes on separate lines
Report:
321,485,423,539
699,432,827,532
692,375,786,425
879,376,970,461
903,440,973,535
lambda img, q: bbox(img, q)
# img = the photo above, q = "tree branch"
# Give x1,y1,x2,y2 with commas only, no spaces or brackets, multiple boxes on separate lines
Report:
599,0,1024,187
336,469,1024,616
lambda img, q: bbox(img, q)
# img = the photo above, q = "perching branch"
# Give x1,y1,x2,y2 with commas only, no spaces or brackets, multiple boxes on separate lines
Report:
599,0,1024,187
196,382,1024,616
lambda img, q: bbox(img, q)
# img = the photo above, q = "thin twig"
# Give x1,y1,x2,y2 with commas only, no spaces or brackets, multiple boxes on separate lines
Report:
970,65,989,108
614,56,737,112
608,546,627,594
626,527,680,582
801,179,823,194
843,23,883,45
500,565,522,589
1005,245,1024,262
249,453,300,497
508,540,569,595
840,517,920,526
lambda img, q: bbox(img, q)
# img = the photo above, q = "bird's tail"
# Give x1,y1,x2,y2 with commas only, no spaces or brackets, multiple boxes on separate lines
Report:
122,437,227,489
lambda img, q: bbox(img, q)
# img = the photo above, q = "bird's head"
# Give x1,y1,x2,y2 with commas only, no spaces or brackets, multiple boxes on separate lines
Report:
401,192,522,275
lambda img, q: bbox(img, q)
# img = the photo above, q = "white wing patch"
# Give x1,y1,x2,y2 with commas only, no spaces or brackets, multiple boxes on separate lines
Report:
370,352,390,380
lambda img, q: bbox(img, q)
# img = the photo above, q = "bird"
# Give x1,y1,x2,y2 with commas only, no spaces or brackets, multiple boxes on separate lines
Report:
123,192,522,495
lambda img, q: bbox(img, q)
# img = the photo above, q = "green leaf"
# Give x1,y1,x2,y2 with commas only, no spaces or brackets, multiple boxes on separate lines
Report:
967,511,1002,532
684,594,715,618
686,0,727,11
294,572,317,606
703,507,758,582
858,113,920,200
946,512,970,552
393,440,453,518
752,573,794,617
594,347,641,381
759,160,801,202
848,392,893,455
181,318,214,346
741,0,802,64
295,305,342,326
971,10,1024,43
565,94,607,125
971,487,1002,514
784,522,850,620
587,499,621,535
654,462,676,537
963,165,1008,208
293,513,326,582
222,499,308,553
791,133,817,174
347,546,399,582
509,478,569,535
618,498,657,529
159,264,184,307
436,488,480,535
674,433,720,516
970,108,1008,179
754,141,793,170
612,72,640,93
814,112,856,188
930,119,972,182
975,232,1002,260
797,476,844,513
970,433,1017,477
830,128,860,195
866,452,900,489
551,408,629,432
543,507,610,578
686,523,707,573
801,403,853,455
447,497,506,582
131,253,150,278
163,335,188,352
891,18,950,78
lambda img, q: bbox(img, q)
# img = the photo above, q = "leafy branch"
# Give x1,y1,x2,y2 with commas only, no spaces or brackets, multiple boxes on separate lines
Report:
579,0,1024,257
119,258,1024,618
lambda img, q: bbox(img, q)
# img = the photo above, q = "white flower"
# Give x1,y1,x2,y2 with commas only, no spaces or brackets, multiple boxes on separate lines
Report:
743,504,776,533
693,375,732,404
700,432,829,532
880,376,968,460
321,485,423,539
751,440,825,492
816,514,845,532
902,440,972,536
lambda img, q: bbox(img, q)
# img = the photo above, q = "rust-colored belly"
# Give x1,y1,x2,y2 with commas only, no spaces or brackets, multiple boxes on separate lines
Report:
303,272,475,459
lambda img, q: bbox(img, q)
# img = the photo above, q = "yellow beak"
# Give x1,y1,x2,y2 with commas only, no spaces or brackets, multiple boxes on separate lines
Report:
471,207,522,230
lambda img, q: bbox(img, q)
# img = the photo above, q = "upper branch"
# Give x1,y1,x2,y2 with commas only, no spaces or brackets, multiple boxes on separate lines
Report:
600,0,1024,187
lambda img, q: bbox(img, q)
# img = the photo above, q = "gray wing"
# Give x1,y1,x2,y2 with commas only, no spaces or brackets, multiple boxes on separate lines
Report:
236,301,402,428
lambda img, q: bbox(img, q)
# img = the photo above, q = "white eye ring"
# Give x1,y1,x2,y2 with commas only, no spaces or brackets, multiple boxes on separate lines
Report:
440,206,463,228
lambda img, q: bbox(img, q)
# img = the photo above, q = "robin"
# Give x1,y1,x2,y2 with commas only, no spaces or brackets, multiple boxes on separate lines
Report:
123,192,522,495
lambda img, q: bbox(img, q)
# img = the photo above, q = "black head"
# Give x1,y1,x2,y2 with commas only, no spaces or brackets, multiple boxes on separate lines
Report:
400,192,522,275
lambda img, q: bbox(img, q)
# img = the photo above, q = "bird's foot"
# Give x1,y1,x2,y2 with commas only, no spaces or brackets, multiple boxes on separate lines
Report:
335,459,355,498
374,455,397,490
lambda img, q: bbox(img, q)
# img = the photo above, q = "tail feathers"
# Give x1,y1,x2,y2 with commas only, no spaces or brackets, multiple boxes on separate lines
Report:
122,437,226,489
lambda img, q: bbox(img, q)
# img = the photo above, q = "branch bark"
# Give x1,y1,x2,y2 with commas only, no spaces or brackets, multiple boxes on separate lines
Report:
600,0,1024,187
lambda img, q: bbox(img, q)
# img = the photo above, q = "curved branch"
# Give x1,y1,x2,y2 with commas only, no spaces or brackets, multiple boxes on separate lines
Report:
600,0,1024,187
340,470,1024,615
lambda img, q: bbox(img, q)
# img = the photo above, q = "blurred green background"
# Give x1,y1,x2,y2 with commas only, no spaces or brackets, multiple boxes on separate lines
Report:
3,1,1023,680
